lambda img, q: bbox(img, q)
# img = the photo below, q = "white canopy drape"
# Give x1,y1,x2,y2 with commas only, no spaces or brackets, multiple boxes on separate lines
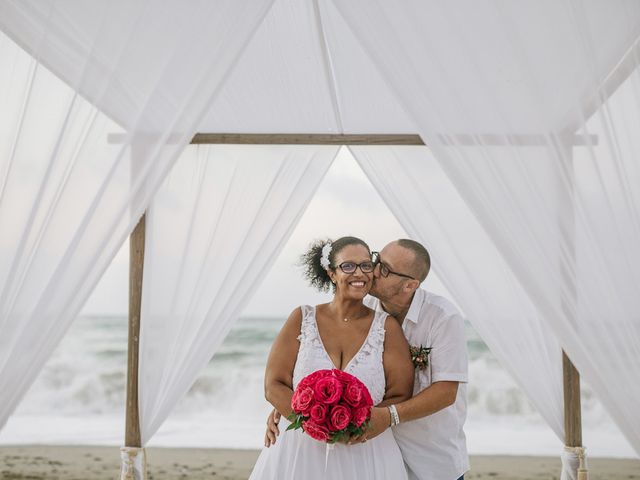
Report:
139,145,338,444
353,146,566,439
0,0,273,429
0,0,638,472
335,0,640,455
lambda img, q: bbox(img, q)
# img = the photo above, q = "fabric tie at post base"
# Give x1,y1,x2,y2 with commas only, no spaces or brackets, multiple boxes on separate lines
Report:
120,446,147,480
561,446,588,480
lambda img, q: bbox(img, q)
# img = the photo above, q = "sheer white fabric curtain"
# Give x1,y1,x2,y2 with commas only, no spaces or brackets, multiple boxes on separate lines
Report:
139,145,338,444
334,0,640,456
0,0,274,432
352,146,565,438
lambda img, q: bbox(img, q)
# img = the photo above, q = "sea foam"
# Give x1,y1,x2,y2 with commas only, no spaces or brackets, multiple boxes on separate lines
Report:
1,315,634,457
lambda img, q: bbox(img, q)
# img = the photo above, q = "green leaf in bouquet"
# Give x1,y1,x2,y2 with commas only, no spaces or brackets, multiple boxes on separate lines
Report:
328,430,345,444
285,413,305,431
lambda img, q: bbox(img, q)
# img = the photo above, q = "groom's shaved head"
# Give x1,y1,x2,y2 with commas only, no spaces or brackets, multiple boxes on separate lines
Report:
395,239,431,282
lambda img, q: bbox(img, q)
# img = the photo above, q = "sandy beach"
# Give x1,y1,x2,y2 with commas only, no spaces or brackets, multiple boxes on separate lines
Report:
1,445,638,479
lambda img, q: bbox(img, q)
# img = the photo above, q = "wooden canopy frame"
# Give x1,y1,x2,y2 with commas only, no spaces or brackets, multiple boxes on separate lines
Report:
125,132,592,457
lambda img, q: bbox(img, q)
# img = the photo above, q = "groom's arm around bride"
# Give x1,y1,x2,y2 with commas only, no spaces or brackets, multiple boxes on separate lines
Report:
360,239,469,480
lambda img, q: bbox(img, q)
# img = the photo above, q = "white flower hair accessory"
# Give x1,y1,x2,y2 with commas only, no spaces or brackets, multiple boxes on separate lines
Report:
320,242,332,271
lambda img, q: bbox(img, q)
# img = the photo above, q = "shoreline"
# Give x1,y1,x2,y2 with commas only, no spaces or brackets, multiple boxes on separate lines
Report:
1,445,639,479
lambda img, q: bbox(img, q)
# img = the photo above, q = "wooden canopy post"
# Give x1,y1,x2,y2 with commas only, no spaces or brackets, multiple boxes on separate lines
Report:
559,137,588,479
559,49,634,473
563,351,582,447
125,212,145,448
562,352,588,479
121,140,148,479
120,211,146,480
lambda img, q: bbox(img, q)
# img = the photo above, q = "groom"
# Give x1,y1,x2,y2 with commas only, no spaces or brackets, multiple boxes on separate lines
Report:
265,239,469,480
360,239,469,480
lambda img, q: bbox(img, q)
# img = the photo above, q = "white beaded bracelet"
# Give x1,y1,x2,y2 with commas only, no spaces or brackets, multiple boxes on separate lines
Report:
388,405,400,426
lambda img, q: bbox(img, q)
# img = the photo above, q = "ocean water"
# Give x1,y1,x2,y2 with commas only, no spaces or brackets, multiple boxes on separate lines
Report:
0,315,635,457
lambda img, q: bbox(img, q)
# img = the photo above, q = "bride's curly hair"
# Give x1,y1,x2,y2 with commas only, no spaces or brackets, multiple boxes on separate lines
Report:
299,236,371,292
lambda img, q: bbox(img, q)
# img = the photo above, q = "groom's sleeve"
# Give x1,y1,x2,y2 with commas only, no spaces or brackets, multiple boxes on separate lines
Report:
430,311,468,384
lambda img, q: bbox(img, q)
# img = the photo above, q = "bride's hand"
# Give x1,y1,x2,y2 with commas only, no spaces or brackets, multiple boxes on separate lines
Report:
347,432,366,444
336,434,356,445
264,409,281,447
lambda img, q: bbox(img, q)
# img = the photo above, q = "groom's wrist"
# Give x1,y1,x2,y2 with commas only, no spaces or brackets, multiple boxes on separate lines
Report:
374,406,391,428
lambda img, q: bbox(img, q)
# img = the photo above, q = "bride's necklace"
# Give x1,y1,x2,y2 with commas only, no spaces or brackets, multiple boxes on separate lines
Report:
331,304,366,323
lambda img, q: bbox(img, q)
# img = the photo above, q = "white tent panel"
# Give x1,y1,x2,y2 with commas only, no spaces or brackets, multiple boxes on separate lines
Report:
3,0,636,137
0,0,275,431
200,0,416,134
203,0,640,135
353,145,565,439
0,0,275,131
335,0,640,455
139,144,339,444
200,0,340,134
317,0,417,134
330,0,640,135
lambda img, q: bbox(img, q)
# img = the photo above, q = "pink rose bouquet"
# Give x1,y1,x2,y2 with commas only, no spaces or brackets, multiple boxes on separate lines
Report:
287,369,373,443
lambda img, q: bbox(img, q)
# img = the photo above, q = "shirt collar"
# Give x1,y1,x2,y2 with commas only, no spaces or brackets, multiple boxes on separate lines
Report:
404,288,425,324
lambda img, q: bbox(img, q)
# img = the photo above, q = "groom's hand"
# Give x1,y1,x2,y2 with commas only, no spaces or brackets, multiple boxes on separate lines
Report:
264,409,281,447
349,406,390,444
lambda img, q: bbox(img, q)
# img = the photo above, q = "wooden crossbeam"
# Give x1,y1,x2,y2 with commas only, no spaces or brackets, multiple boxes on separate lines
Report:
191,133,601,146
107,132,598,146
191,133,423,145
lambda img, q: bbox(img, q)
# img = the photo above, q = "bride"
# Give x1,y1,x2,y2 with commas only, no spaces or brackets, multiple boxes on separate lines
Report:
249,236,414,479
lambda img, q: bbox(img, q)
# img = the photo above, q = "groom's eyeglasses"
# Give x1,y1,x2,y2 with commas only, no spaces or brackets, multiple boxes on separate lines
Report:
371,252,416,280
338,261,376,274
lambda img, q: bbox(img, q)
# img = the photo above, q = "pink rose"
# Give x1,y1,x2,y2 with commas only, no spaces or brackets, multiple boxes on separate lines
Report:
332,369,353,385
329,404,352,431
313,376,343,405
309,403,328,424
291,386,314,415
303,419,329,442
359,382,373,408
343,381,364,406
298,370,332,389
351,405,370,426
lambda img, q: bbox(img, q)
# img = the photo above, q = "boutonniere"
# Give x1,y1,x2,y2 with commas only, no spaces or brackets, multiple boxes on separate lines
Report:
410,345,432,370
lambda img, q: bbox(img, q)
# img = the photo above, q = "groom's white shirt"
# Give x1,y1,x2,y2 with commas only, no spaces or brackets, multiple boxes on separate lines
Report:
365,289,470,480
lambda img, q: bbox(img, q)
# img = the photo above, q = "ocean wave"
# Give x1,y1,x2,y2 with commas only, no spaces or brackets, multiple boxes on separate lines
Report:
13,315,610,423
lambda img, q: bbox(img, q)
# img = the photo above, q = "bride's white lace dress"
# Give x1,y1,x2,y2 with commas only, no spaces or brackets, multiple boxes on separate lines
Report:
249,305,408,479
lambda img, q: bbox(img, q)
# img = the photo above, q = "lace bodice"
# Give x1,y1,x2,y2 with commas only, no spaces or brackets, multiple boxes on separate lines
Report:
293,305,387,405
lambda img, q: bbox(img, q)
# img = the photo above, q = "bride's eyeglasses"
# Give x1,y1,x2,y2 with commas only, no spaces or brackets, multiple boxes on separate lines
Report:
337,261,375,274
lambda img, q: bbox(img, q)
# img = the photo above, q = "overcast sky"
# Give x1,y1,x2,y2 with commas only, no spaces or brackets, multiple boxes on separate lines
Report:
81,147,453,318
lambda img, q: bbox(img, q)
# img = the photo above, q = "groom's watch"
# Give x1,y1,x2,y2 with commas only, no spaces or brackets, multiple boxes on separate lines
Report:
388,405,400,426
